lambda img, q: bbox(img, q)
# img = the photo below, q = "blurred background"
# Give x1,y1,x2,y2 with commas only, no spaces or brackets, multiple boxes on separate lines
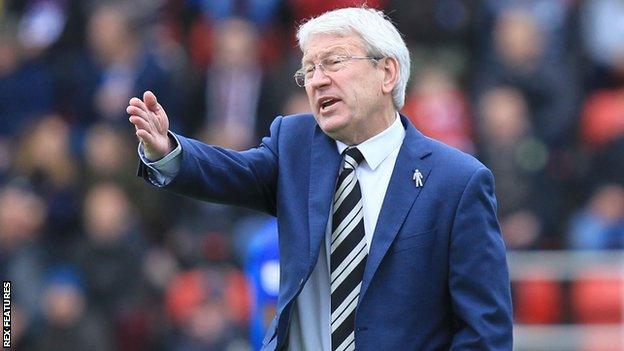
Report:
0,0,623,350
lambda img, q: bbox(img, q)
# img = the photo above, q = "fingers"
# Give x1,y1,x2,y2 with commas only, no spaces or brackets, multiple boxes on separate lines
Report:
129,97,148,111
128,98,151,124
127,104,157,135
129,91,158,111
127,92,164,124
127,91,168,148
130,116,154,142
126,105,148,120
143,91,158,112
129,106,157,142
127,95,156,128
135,128,151,141
129,115,151,132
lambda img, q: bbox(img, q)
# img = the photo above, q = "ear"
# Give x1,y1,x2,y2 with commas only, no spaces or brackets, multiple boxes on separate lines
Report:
381,57,399,95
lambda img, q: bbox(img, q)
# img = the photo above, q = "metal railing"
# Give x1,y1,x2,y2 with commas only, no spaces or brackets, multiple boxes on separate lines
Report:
508,250,624,351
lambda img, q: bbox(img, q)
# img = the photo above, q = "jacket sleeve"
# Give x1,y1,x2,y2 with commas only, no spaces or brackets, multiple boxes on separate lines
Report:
448,167,513,350
137,116,283,216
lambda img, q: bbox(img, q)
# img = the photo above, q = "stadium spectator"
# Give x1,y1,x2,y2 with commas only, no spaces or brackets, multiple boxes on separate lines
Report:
580,85,624,188
568,183,624,250
0,19,54,137
474,8,579,149
403,64,474,153
476,86,542,249
165,267,251,350
190,18,281,150
192,0,284,29
386,0,470,46
75,182,146,341
244,217,279,350
581,0,624,87
475,0,579,62
82,123,135,182
54,2,178,131
33,265,112,351
474,7,581,242
0,182,48,324
12,115,81,246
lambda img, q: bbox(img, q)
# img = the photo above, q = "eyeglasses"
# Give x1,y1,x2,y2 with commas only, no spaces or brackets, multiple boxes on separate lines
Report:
293,55,382,87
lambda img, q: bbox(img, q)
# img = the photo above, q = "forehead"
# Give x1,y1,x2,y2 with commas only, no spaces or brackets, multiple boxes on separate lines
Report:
302,33,365,62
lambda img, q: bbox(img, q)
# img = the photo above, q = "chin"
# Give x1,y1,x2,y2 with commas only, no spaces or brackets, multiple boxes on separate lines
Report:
317,111,347,128
319,126,352,145
317,117,344,135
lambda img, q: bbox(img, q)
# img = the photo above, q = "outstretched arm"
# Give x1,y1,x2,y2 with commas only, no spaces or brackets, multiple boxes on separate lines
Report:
128,90,280,215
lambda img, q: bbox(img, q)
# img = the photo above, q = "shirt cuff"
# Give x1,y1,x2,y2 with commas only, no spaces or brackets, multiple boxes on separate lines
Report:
137,132,182,187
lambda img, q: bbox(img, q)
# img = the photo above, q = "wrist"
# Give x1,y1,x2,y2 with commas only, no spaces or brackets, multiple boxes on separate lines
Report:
143,144,162,162
166,132,176,155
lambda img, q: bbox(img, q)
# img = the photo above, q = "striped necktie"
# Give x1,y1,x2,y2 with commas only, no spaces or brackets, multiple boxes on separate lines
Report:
330,147,367,351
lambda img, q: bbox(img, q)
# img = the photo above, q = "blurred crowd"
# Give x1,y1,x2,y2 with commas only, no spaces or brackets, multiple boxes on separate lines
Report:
1,0,623,350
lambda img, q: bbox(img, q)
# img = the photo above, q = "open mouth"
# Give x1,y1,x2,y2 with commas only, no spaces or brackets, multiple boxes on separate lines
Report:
319,97,341,111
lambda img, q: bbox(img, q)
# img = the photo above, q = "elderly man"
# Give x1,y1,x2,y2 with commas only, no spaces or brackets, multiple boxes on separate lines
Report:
128,7,512,351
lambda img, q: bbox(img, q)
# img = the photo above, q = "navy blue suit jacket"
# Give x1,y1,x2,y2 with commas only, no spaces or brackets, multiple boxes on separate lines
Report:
138,114,513,350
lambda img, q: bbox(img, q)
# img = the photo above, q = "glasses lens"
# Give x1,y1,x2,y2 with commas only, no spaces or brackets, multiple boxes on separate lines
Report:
322,56,342,72
294,73,305,87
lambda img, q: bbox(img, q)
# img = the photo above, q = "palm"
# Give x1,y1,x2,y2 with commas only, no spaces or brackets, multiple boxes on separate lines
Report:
127,91,173,161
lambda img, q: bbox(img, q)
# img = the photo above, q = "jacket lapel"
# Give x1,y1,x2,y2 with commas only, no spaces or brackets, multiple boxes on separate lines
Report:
308,126,341,273
359,116,432,303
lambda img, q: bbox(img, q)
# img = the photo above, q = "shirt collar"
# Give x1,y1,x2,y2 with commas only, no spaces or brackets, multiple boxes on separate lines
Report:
336,112,405,171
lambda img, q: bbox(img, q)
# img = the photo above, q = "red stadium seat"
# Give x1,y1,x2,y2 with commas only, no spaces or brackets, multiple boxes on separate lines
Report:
571,267,623,324
514,268,563,324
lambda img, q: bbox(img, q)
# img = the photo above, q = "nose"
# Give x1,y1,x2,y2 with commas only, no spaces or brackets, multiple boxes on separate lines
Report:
306,67,331,88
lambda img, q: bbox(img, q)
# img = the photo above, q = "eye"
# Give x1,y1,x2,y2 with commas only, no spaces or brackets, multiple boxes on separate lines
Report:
304,65,315,75
322,56,346,71
331,56,346,64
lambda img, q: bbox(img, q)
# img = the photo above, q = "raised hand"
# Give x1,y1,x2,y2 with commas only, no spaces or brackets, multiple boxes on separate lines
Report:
127,91,174,161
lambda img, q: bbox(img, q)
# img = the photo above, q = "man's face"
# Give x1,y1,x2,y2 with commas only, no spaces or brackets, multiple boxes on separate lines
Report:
302,33,387,144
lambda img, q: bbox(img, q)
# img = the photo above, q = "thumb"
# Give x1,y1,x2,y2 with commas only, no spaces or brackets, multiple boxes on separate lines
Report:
143,91,159,111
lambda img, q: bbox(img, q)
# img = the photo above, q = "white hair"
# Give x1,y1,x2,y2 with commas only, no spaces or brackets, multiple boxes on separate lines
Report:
296,7,411,109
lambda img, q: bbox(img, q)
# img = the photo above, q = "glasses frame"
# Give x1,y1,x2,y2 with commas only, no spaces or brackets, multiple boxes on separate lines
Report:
293,55,383,87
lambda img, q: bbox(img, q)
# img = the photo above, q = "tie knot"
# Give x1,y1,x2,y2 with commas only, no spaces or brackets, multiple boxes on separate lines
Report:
343,147,364,170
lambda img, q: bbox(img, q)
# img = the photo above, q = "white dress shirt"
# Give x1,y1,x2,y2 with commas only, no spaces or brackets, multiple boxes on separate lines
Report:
139,114,405,350
288,115,405,350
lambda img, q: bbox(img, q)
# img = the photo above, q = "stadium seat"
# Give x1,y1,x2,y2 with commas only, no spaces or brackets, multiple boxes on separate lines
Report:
513,268,563,324
571,267,623,324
